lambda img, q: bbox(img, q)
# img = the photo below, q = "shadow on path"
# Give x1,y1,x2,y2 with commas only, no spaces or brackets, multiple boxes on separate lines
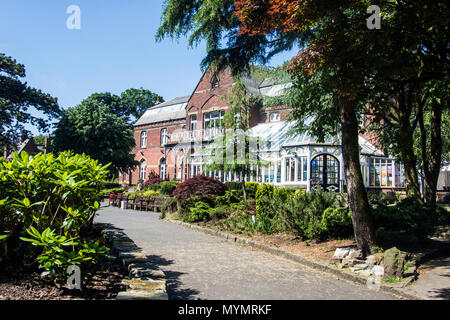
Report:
95,221,200,300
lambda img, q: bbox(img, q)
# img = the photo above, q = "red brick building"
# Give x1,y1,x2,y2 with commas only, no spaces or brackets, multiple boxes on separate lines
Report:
122,68,405,193
123,68,290,185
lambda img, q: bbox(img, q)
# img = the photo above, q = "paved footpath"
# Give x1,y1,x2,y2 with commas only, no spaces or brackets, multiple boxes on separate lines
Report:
96,206,397,300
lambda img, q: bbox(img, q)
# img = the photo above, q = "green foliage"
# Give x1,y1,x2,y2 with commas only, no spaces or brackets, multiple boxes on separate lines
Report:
216,190,242,206
187,201,211,223
52,99,136,175
273,188,345,240
244,182,259,199
0,53,61,150
20,226,111,280
159,181,179,196
255,184,274,217
144,183,161,192
119,88,164,122
368,191,403,207
101,187,125,196
273,187,297,202
160,197,177,218
0,151,110,280
320,207,353,240
83,89,163,124
126,190,159,200
372,197,439,246
225,181,242,191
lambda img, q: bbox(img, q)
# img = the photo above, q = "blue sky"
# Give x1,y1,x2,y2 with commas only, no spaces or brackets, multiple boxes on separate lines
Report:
0,0,298,135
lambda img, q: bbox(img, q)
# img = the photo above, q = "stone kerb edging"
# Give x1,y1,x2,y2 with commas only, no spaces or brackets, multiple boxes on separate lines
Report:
166,218,423,301
97,224,168,300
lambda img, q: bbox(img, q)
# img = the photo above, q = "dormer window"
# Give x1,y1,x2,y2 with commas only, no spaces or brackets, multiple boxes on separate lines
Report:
210,74,219,89
269,112,280,122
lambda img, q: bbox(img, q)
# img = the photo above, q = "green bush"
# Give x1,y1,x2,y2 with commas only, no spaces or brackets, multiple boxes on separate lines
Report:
273,187,297,202
0,151,110,282
20,226,112,281
273,188,344,240
159,181,179,196
225,181,242,191
187,201,211,222
216,190,242,206
209,206,230,220
126,190,159,200
177,195,216,219
144,183,161,192
372,197,438,246
101,187,124,196
255,184,274,217
436,205,450,225
244,182,259,199
320,207,353,239
161,197,177,217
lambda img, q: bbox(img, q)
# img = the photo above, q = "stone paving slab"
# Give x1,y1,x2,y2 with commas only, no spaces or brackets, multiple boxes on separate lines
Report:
95,207,399,300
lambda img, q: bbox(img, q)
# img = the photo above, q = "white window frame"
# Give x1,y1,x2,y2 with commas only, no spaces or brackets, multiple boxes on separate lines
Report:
139,160,146,181
161,128,168,146
140,131,147,148
269,112,280,122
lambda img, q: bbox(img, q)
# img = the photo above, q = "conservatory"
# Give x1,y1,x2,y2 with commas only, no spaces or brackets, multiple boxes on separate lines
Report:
188,121,405,192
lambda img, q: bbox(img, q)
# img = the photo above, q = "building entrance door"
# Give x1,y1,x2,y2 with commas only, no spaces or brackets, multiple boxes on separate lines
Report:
310,154,340,192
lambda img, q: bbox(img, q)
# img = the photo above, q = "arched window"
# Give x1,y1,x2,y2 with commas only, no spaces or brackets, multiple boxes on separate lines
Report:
140,131,147,148
210,74,219,89
139,160,146,181
160,128,168,146
159,158,166,179
310,154,340,192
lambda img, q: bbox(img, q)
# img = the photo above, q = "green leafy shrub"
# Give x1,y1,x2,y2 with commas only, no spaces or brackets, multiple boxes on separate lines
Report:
161,197,177,218
225,181,242,191
126,190,159,200
209,206,230,220
0,151,110,282
255,184,274,216
159,181,179,196
436,205,450,225
186,201,211,222
372,197,438,246
244,182,259,199
273,188,344,240
20,226,112,280
320,207,353,239
216,190,242,206
273,187,297,202
101,187,124,196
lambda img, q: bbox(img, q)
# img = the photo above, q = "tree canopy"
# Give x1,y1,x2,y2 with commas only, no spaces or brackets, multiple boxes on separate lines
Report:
157,0,449,255
0,53,61,151
52,99,136,175
83,89,164,124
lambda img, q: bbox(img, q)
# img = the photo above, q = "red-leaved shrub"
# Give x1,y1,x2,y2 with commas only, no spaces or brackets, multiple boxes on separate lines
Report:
173,175,226,201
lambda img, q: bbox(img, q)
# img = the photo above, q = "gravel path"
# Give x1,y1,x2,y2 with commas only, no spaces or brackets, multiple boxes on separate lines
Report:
95,206,397,300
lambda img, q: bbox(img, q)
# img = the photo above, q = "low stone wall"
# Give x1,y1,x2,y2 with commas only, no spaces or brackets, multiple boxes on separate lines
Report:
97,223,168,300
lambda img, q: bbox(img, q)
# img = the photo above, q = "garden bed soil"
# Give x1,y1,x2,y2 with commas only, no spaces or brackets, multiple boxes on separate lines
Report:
198,220,450,265
0,230,125,300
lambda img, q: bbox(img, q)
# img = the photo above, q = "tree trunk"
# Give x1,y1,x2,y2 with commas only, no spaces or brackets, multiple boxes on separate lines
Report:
242,180,247,202
397,103,422,200
421,99,443,206
339,96,376,257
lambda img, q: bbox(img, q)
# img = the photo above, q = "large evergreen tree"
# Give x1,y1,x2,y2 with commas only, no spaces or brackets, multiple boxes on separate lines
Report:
157,0,449,255
52,99,136,176
0,53,60,151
